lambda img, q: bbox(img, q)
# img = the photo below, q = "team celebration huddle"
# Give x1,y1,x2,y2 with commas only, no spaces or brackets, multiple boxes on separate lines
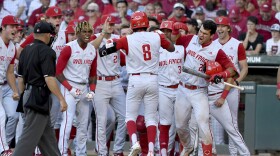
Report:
0,1,252,156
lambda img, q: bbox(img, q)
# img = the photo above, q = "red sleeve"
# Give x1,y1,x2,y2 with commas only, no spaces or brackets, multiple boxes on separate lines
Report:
237,43,246,61
56,46,72,75
20,34,34,48
176,35,194,48
89,53,97,77
116,36,129,55
215,49,236,69
159,34,171,50
90,34,97,42
10,49,16,65
27,12,36,26
120,50,126,66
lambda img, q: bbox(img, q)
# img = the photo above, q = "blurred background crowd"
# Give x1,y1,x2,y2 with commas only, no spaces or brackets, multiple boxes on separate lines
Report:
1,0,280,56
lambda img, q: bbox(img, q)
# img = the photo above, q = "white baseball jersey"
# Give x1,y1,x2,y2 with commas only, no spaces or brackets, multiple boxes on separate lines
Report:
52,30,67,58
96,33,121,76
62,40,96,83
266,38,280,56
0,38,16,83
126,32,161,74
181,35,220,87
208,38,245,94
158,45,185,86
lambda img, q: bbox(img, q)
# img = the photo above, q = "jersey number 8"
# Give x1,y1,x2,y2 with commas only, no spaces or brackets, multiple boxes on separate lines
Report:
142,44,151,61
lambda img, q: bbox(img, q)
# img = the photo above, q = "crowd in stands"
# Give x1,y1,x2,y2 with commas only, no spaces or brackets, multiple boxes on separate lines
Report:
1,0,280,56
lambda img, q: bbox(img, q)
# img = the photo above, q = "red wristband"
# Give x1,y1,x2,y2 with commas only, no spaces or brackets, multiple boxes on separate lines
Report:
61,80,72,91
277,82,280,89
221,90,229,99
90,84,96,91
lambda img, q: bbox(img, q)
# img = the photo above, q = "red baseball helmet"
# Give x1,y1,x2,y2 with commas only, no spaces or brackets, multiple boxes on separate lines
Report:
130,11,149,30
215,16,230,26
205,61,223,75
46,6,62,17
160,21,173,30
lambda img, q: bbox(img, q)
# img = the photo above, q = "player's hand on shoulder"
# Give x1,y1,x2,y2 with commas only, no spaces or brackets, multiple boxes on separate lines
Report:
60,99,68,112
276,89,280,100
86,91,95,101
69,87,82,98
12,92,20,101
214,97,225,107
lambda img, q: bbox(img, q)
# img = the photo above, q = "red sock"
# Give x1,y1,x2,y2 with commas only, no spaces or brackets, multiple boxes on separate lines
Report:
55,128,60,142
69,126,76,140
202,143,212,156
127,120,137,142
107,130,114,151
159,125,171,150
139,132,148,154
147,125,157,145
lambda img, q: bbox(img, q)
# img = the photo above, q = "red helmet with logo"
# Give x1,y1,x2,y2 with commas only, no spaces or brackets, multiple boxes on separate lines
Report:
205,61,223,75
130,11,149,30
46,6,62,17
160,21,173,30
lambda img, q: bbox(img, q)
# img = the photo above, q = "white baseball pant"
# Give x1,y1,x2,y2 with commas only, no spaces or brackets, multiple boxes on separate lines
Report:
0,85,9,153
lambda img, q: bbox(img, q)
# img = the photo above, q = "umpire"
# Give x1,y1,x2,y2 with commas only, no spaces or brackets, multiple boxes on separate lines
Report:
13,21,67,156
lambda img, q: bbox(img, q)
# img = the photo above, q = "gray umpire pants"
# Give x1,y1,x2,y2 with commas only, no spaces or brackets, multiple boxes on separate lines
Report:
13,86,61,156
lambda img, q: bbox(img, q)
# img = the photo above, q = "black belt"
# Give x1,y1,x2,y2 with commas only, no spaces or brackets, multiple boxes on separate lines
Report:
0,81,7,85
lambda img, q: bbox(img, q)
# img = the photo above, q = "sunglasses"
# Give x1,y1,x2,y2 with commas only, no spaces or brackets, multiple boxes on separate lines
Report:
87,10,96,13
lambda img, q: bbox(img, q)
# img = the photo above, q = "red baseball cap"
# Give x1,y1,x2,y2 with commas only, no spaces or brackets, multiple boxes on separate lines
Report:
1,15,21,26
101,15,116,24
65,24,75,34
160,21,174,30
260,2,271,12
46,6,62,17
215,16,230,26
228,6,240,19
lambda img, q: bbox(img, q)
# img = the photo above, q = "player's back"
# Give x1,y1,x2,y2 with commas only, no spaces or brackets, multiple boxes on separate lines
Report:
126,32,161,74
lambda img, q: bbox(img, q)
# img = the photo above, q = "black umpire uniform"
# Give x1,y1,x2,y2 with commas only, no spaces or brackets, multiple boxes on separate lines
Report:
13,21,61,156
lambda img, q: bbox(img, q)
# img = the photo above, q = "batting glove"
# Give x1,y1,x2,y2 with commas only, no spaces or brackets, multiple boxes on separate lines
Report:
208,70,231,84
69,88,82,98
86,91,95,101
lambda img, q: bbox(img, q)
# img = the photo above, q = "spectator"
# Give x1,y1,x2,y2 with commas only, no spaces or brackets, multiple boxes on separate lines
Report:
221,0,235,10
115,0,130,30
0,0,10,24
188,0,207,10
251,0,274,16
144,3,155,17
85,2,102,34
102,0,118,16
127,0,145,16
161,0,176,15
148,16,160,28
239,16,264,55
56,0,68,11
228,5,247,38
216,9,227,17
168,3,188,23
256,2,279,42
27,0,50,28
3,0,27,20
187,18,199,34
235,0,250,17
203,0,220,20
69,0,85,20
275,0,280,22
266,24,280,56
193,6,205,22
59,8,74,31
154,1,163,14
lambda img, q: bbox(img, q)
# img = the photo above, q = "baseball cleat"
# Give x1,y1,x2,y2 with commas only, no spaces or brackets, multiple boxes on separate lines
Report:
1,149,13,156
180,147,194,156
128,141,141,156
147,151,154,156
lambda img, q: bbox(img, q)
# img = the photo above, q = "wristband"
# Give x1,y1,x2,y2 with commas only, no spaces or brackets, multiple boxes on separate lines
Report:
221,90,229,99
277,82,280,89
62,80,72,91
90,84,96,91
235,80,239,86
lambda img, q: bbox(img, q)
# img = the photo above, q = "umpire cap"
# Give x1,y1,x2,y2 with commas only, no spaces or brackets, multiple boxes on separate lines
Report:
34,21,56,35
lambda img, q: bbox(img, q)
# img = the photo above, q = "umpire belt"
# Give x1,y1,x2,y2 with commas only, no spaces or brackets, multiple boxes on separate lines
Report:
208,91,223,96
179,81,206,90
97,75,119,81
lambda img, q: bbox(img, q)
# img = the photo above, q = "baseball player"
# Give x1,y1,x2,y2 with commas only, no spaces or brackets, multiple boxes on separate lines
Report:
99,11,174,156
209,16,249,155
0,15,20,155
172,20,238,156
91,15,127,156
56,21,103,156
157,21,185,156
